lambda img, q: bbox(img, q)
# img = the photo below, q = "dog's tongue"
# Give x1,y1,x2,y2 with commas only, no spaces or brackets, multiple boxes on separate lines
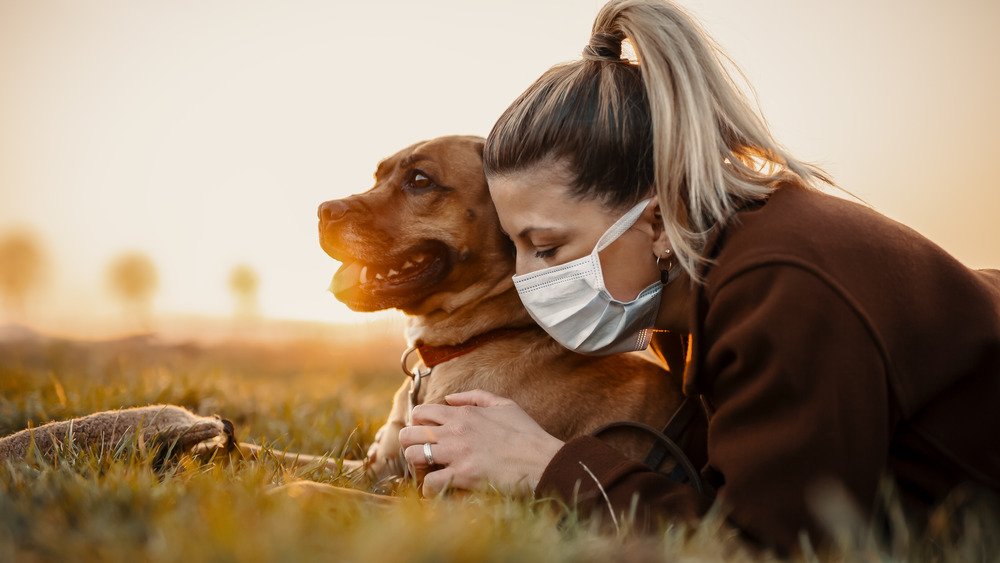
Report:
329,261,362,294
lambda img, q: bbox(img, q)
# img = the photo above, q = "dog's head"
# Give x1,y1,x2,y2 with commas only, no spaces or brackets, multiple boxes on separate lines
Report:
318,135,515,315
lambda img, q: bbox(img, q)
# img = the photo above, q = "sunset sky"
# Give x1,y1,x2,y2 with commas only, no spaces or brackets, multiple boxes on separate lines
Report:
1,0,998,333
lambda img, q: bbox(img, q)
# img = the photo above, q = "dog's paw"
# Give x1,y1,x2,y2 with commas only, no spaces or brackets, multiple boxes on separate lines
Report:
365,426,387,464
365,421,406,479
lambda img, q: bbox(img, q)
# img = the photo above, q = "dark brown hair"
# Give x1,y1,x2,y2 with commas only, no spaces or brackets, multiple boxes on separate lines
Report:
483,57,654,211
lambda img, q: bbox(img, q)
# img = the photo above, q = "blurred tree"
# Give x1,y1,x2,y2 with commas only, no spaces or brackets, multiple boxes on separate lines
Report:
0,230,46,322
229,264,260,323
107,252,158,332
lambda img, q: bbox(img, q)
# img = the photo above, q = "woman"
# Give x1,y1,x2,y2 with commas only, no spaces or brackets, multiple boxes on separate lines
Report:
398,0,1000,553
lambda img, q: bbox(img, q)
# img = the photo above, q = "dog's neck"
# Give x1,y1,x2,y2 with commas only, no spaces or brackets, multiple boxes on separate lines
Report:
404,276,536,347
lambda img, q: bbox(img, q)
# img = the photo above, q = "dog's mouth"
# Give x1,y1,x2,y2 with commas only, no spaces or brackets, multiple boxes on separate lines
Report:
328,241,451,311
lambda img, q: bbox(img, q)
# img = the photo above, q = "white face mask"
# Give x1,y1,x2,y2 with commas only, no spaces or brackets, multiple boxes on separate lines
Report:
511,198,666,356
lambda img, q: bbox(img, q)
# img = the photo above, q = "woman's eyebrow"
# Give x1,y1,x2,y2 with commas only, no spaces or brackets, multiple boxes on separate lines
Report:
518,226,556,239
498,225,559,240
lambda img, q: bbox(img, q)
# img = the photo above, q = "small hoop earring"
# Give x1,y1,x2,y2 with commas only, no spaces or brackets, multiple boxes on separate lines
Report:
655,250,675,284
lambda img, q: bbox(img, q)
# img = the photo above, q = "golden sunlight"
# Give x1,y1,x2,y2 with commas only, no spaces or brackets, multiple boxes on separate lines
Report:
1,0,997,340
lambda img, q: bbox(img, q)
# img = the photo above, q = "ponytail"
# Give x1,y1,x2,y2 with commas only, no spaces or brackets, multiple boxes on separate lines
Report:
485,0,835,281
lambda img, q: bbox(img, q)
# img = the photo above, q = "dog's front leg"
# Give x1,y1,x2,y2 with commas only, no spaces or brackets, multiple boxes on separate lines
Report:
365,378,411,480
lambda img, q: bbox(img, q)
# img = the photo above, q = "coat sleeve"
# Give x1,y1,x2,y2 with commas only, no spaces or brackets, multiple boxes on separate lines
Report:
534,264,893,553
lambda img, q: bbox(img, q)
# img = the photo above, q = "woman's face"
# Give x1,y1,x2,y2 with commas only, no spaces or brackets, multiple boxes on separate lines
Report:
488,158,664,302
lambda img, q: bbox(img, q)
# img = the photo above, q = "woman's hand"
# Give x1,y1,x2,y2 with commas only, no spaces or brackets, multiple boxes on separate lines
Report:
397,389,564,497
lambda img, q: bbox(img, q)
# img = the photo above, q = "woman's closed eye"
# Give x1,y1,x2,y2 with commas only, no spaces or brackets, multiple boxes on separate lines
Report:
534,247,559,259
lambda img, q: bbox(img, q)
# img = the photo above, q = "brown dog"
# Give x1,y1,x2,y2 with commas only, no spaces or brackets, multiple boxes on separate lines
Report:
304,135,683,487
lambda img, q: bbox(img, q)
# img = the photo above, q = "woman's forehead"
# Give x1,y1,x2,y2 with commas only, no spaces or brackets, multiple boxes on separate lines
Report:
488,170,615,235
489,173,569,206
489,159,570,193
489,179,567,233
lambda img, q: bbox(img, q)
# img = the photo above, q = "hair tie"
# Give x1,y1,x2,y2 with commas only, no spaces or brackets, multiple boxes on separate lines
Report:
582,32,623,62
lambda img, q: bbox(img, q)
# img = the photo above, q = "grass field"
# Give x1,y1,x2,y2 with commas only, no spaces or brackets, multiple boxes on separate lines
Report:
0,333,996,562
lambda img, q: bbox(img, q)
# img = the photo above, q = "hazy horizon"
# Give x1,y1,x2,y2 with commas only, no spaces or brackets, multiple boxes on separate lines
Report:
2,0,998,334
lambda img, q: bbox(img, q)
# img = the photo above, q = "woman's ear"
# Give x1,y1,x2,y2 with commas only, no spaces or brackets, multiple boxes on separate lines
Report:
635,198,660,235
647,198,672,255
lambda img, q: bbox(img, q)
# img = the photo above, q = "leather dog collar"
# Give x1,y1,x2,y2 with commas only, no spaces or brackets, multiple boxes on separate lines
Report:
415,327,532,369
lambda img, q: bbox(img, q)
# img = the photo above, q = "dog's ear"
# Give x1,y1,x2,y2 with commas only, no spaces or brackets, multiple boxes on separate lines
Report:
470,137,485,157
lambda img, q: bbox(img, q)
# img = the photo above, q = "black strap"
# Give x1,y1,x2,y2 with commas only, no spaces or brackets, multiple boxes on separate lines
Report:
590,419,706,498
590,394,707,498
643,395,699,470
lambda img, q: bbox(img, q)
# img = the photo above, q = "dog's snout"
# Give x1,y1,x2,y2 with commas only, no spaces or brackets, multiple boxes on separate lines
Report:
319,200,351,223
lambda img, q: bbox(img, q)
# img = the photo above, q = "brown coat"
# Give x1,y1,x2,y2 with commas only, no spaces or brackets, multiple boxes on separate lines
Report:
534,180,1000,553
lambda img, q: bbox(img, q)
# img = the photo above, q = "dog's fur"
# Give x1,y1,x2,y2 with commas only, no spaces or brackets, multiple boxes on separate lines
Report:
312,135,682,483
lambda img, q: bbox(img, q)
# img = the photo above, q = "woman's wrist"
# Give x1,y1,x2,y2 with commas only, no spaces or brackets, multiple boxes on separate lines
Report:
527,433,565,491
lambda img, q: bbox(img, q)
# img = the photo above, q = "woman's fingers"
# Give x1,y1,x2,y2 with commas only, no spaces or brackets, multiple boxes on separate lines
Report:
402,441,454,469
402,443,427,469
444,389,514,408
408,403,453,426
394,393,560,497
422,466,465,497
398,424,445,450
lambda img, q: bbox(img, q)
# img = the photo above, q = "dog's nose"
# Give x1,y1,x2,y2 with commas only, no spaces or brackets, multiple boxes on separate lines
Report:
318,200,350,223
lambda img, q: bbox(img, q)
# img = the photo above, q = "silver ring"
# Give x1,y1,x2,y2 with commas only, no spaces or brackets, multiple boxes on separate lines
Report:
422,442,435,466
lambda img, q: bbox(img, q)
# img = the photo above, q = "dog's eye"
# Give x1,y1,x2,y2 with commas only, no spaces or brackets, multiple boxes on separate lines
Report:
405,170,437,192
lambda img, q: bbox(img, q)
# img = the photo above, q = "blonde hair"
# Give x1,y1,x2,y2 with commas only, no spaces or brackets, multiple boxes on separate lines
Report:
484,0,835,281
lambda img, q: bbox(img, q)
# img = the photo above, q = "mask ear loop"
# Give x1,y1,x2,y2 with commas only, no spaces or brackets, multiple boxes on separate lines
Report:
592,198,656,255
589,198,657,293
